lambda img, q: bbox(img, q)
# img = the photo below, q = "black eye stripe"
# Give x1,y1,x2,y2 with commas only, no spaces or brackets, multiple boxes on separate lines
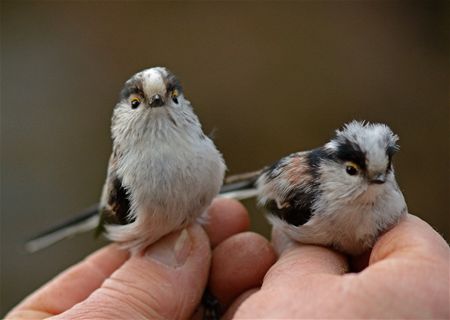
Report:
386,145,398,158
335,139,367,170
121,86,144,100
165,72,183,94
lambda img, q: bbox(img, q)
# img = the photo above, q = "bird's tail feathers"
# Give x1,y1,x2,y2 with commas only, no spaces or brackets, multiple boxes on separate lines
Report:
25,205,99,253
25,170,262,253
219,170,261,200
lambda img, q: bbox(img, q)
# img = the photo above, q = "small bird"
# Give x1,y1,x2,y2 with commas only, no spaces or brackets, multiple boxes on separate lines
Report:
225,121,407,255
27,67,226,252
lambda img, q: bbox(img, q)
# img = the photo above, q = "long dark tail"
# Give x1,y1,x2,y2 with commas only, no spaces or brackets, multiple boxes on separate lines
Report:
218,170,261,199
25,204,100,253
25,171,261,253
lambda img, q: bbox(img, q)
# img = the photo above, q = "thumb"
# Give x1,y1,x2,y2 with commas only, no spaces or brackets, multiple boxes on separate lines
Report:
54,224,211,320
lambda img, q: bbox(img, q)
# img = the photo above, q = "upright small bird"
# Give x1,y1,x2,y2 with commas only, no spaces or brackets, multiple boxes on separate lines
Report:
27,67,226,252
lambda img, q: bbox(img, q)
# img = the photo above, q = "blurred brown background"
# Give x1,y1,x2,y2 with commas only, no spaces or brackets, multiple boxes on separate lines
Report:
1,1,448,315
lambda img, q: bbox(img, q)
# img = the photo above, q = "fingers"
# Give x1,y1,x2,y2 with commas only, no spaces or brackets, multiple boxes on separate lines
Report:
263,226,348,288
370,213,449,265
221,289,258,320
232,229,348,318
209,232,276,307
7,198,251,320
204,200,273,317
52,224,211,320
348,214,450,319
203,198,250,247
6,244,129,319
223,225,348,318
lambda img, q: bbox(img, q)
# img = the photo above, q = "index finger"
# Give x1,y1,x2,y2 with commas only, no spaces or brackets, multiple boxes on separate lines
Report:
203,198,250,248
262,226,348,288
7,244,129,319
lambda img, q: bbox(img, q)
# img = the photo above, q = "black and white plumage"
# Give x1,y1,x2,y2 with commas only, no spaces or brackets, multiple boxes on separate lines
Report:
27,67,226,252
27,113,405,257
258,121,407,255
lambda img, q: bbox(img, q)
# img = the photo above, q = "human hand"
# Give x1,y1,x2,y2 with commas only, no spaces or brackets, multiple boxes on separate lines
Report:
218,214,449,319
6,198,276,319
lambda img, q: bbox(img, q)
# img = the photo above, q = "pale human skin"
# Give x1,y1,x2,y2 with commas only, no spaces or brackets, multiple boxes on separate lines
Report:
7,198,449,319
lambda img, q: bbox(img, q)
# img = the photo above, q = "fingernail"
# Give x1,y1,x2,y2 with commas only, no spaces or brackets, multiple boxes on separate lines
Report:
146,229,192,268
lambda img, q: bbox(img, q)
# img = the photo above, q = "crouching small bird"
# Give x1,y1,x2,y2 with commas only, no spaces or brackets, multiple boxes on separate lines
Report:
225,121,407,255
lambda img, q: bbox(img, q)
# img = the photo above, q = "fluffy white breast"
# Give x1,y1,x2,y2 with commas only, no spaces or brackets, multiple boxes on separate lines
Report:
279,169,407,255
108,106,225,250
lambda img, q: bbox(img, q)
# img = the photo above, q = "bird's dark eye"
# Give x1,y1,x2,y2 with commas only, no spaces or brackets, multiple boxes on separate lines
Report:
345,162,359,176
130,97,141,109
171,89,179,104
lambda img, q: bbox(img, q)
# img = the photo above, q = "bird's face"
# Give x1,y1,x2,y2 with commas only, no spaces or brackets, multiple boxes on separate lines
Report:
118,67,184,113
111,67,196,145
320,121,399,201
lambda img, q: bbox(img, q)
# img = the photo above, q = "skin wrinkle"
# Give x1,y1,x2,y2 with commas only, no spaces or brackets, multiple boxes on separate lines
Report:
171,228,210,320
6,200,252,320
96,225,208,320
11,201,447,319
173,290,192,320
102,277,163,312
167,273,192,320
87,287,159,320
24,251,125,317
25,297,59,316
93,226,208,320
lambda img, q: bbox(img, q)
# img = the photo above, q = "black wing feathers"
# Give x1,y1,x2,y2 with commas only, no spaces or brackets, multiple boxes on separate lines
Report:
263,150,327,227
266,185,317,226
100,177,133,226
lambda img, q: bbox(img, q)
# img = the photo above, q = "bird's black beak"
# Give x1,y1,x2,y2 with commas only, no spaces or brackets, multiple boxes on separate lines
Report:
149,94,165,108
369,173,386,184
